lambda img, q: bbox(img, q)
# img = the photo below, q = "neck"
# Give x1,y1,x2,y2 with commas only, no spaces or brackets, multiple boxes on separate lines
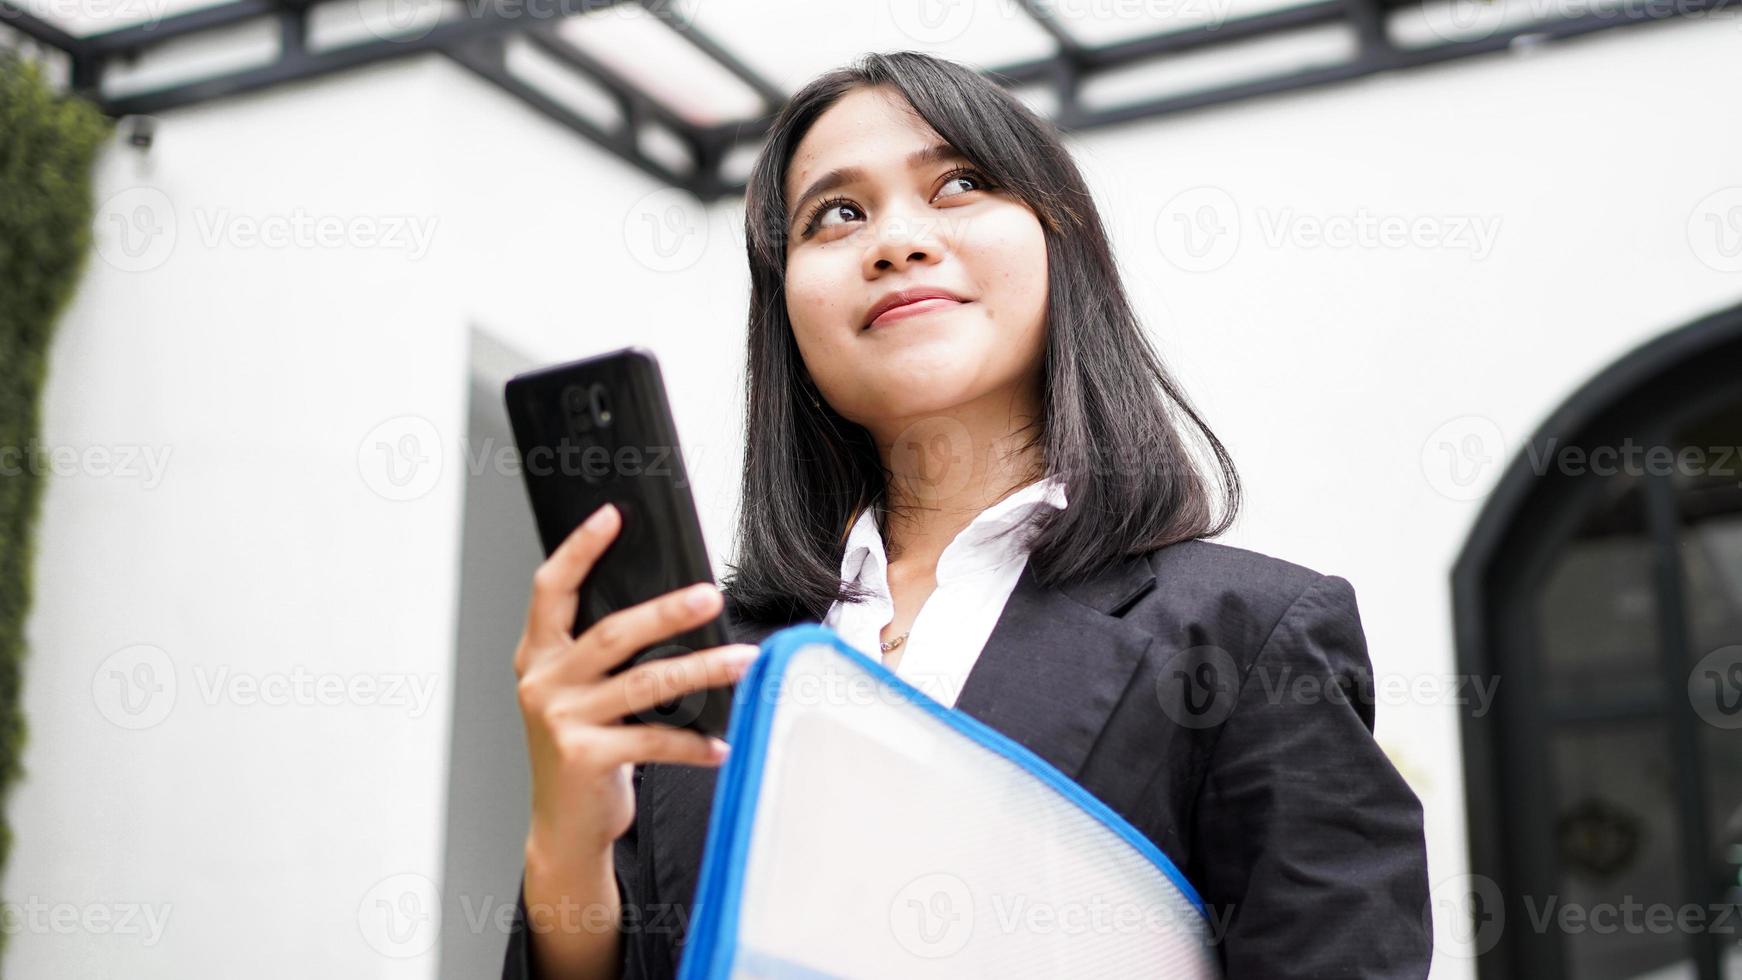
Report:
865,383,1046,565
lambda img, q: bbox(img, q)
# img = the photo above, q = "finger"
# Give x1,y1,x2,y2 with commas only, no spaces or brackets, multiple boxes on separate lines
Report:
591,644,759,721
525,502,620,646
568,580,725,679
594,724,732,769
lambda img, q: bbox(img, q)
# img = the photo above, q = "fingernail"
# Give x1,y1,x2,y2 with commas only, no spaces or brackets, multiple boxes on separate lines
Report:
685,583,718,610
723,644,759,666
710,738,731,759
584,503,616,530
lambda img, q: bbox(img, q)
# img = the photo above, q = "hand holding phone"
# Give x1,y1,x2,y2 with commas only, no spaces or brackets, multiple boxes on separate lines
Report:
511,505,759,977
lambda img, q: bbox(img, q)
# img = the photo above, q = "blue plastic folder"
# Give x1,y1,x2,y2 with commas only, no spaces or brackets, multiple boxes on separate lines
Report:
677,623,1223,979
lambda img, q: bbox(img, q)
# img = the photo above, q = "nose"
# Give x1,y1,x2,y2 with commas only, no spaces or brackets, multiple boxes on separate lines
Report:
862,204,946,275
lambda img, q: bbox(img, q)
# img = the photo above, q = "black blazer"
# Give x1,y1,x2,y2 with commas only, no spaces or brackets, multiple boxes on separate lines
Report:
502,538,1433,979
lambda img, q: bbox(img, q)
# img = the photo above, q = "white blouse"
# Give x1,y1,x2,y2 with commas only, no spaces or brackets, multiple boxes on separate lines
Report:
821,474,1070,708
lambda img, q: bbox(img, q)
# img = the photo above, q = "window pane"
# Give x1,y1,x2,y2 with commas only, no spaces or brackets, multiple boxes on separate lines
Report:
1552,721,1692,979
1538,477,1662,713
1674,392,1742,980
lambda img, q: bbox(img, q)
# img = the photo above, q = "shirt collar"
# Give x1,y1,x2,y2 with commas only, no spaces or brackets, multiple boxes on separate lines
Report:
837,474,1070,587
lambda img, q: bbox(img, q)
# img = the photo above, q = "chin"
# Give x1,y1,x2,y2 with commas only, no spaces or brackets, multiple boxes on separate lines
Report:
854,368,988,420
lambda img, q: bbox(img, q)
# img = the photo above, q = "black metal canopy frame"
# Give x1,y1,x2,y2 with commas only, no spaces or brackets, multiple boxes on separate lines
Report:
0,0,1732,201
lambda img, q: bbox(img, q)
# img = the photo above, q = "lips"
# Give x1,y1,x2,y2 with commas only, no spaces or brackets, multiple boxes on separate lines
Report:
862,287,969,330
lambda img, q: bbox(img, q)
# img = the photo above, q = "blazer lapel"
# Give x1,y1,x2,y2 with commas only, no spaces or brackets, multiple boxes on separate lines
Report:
952,553,1158,782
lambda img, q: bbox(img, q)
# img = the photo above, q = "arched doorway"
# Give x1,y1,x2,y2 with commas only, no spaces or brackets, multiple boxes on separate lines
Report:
1454,301,1742,980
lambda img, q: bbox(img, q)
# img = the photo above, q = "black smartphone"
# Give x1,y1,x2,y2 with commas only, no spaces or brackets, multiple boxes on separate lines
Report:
504,346,734,739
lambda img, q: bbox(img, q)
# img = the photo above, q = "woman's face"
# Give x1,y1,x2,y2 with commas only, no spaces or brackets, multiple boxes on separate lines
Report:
782,86,1049,438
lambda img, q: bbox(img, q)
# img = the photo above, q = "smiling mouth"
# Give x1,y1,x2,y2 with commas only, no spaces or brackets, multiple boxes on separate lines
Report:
863,298,968,330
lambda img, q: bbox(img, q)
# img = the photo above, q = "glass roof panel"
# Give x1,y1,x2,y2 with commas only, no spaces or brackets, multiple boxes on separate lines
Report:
19,0,246,39
681,0,1060,95
100,15,277,98
502,34,627,135
557,4,767,127
1076,23,1355,109
1046,0,1337,43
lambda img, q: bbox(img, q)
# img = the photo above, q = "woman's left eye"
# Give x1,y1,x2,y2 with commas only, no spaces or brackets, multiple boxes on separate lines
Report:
935,167,991,200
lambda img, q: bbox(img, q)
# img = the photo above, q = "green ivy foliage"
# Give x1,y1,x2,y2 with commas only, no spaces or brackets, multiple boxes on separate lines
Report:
0,49,112,957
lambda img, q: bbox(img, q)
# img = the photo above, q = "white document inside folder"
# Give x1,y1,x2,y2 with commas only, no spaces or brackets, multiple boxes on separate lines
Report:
679,624,1223,980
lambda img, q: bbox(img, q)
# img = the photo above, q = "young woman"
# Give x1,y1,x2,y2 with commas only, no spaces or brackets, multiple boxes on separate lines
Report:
504,51,1431,980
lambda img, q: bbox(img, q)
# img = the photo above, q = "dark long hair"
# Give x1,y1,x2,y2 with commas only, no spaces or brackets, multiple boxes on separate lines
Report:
720,50,1240,624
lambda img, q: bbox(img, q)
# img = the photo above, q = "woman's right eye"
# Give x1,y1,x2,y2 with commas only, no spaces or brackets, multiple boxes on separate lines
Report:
805,197,860,236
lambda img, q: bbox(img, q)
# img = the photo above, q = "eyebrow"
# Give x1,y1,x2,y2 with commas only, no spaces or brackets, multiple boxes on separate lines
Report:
787,142,968,231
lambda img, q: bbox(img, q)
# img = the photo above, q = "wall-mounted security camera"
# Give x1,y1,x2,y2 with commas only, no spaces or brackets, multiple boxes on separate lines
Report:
120,115,157,151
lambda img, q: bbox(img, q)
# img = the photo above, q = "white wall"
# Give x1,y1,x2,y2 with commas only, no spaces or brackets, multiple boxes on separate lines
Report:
6,13,1741,978
8,58,468,979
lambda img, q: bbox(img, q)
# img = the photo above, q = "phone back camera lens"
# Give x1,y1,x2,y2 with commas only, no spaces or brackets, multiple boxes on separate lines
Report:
562,385,593,433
